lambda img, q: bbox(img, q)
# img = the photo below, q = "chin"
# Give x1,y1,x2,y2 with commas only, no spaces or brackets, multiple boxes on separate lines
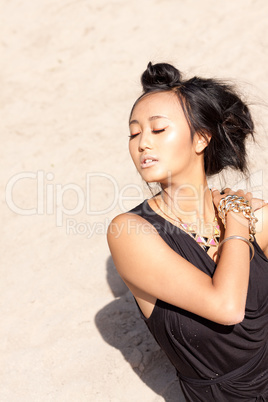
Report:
138,166,170,184
140,171,162,182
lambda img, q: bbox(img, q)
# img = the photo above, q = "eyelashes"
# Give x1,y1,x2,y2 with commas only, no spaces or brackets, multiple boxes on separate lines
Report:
128,128,166,138
128,133,140,138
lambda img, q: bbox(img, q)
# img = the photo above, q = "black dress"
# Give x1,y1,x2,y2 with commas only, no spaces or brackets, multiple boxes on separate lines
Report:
130,200,268,402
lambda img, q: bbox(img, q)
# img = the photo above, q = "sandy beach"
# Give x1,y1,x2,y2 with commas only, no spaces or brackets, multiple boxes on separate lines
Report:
1,1,268,400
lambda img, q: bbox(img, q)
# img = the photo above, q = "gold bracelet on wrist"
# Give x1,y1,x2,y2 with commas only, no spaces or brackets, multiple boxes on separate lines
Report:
217,235,255,261
217,195,258,242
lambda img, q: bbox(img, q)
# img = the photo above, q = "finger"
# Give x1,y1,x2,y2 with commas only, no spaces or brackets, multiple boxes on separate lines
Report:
244,191,253,203
210,188,220,194
211,188,223,207
230,190,252,204
235,189,248,201
221,187,234,196
210,188,221,199
222,187,232,193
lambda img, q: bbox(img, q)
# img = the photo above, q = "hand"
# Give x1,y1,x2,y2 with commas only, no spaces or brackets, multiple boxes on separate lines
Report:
211,188,252,231
211,188,267,213
211,188,253,209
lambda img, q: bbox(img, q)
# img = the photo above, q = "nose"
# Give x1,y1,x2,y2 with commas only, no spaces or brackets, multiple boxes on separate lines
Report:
138,131,153,152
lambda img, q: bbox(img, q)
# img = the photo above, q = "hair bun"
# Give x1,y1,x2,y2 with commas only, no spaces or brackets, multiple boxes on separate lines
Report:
141,62,182,92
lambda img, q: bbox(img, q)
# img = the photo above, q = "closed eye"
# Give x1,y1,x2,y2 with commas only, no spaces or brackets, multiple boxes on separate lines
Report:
128,133,140,138
129,127,167,138
152,128,166,134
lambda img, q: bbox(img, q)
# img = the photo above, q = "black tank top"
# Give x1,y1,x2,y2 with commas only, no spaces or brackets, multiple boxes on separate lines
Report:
130,200,268,401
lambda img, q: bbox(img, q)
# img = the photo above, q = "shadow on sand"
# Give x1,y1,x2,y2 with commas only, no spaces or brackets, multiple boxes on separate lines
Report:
95,256,186,401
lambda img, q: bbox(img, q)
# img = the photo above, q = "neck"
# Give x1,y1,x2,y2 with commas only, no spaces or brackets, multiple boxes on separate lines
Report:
160,172,214,223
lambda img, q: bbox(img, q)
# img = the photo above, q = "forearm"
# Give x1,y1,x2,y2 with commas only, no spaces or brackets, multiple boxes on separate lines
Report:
212,212,250,322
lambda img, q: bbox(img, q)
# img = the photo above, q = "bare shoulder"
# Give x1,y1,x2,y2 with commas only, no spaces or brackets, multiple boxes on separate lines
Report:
107,212,158,244
107,211,161,271
255,204,268,255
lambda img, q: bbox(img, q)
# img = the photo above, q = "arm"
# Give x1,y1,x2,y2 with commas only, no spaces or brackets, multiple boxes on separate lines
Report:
107,192,252,326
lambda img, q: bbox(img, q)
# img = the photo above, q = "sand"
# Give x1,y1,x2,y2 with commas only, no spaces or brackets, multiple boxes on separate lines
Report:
1,0,268,401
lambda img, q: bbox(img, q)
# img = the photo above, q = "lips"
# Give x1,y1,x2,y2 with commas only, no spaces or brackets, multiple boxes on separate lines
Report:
140,155,158,169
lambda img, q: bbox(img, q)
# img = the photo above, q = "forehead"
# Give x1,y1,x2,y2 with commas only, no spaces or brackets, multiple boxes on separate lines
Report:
130,91,183,121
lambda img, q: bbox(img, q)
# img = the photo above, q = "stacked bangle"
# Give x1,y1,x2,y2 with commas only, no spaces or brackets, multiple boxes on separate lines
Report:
217,235,255,262
217,195,258,242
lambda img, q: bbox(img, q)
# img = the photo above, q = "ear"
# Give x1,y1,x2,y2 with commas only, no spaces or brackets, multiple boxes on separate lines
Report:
194,133,211,154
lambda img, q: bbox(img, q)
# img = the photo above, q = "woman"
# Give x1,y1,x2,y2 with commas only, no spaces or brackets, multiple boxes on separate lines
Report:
107,62,268,401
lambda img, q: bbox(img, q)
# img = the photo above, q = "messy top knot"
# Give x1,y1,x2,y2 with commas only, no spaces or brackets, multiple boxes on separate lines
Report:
131,62,254,176
141,62,182,91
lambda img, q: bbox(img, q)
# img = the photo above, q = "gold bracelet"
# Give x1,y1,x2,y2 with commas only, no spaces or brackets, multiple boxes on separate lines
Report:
217,235,255,261
217,195,258,241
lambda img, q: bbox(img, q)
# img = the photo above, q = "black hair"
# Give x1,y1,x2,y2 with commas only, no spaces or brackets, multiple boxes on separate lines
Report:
131,62,255,176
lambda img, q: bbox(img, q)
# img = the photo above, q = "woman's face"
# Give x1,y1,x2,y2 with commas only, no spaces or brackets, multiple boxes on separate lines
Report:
129,91,202,185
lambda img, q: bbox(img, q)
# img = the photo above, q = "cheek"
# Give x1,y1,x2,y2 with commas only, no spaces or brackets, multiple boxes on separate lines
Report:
163,130,177,144
162,129,192,154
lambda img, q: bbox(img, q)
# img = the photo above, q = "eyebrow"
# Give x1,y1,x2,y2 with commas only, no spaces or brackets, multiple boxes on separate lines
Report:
129,115,169,125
